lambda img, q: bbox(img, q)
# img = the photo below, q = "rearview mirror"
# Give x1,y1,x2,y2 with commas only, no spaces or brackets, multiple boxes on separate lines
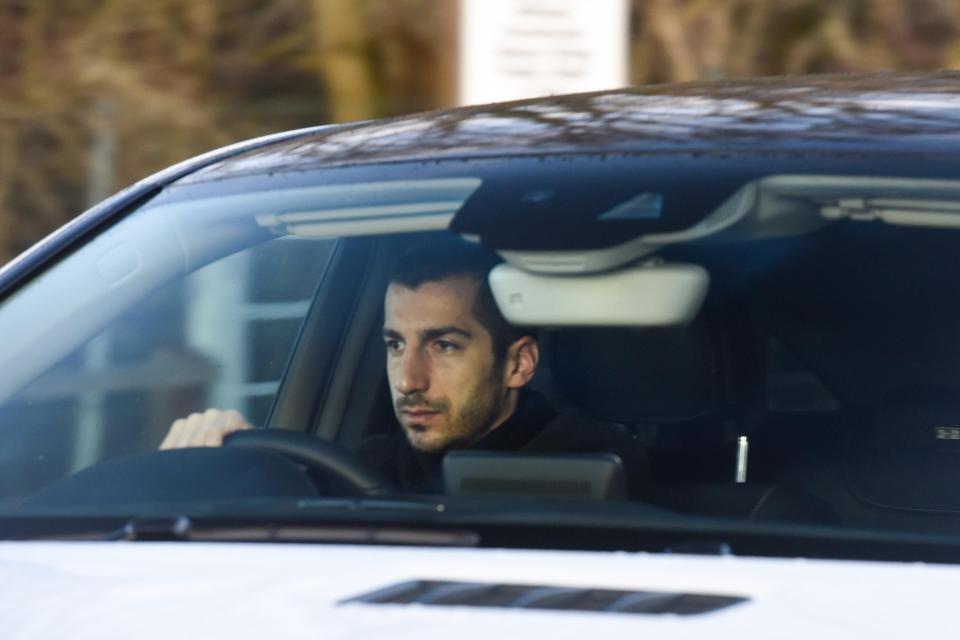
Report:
488,262,709,327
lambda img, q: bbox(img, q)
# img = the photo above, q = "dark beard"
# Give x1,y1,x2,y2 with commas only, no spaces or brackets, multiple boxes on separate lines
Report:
397,370,507,453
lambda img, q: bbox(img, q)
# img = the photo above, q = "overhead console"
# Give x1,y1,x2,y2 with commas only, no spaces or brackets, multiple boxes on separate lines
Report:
477,175,960,328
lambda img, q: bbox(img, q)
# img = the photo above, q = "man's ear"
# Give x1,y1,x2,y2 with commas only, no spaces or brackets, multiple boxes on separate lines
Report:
504,336,539,389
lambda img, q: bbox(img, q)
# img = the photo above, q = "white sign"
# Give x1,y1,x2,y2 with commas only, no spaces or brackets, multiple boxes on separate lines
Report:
459,0,629,106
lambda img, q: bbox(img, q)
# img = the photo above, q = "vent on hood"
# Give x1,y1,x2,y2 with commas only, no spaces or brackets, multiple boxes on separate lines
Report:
341,580,746,616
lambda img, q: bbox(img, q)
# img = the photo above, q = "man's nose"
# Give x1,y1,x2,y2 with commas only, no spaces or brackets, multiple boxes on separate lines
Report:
394,349,429,395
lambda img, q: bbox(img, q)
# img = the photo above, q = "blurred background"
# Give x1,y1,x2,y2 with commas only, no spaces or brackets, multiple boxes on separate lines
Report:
2,0,959,263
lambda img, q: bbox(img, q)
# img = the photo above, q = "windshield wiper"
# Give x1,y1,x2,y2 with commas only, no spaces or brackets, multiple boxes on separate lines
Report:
294,496,449,513
60,515,480,547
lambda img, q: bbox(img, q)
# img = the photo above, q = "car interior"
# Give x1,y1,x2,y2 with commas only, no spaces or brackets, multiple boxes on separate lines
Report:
5,169,960,542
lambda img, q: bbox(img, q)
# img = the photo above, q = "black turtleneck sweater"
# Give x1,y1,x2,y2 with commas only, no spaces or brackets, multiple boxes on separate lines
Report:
357,390,650,498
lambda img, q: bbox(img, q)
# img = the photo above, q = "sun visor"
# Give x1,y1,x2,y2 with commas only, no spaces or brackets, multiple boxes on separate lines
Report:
488,262,709,327
254,178,482,238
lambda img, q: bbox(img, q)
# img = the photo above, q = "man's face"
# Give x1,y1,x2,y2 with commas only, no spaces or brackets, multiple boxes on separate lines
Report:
382,276,513,454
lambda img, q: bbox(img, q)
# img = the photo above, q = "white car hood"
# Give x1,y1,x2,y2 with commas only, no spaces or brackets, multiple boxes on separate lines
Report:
0,541,954,639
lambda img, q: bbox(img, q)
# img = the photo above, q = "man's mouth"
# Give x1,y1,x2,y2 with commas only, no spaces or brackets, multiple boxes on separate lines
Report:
402,409,440,421
396,395,447,429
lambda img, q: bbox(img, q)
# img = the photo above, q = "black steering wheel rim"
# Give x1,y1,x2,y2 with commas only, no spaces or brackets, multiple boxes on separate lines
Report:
224,429,395,496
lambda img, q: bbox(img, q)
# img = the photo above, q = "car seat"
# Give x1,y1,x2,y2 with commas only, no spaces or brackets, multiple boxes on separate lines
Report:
536,300,837,523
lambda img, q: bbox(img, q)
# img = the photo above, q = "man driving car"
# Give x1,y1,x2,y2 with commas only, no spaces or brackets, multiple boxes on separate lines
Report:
161,238,650,496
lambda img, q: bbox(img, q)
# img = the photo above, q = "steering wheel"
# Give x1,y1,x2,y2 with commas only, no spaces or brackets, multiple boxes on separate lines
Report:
224,429,395,496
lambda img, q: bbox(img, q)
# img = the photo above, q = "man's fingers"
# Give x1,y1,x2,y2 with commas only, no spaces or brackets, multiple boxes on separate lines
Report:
215,409,254,445
159,418,185,450
160,409,254,450
222,409,252,431
183,412,209,448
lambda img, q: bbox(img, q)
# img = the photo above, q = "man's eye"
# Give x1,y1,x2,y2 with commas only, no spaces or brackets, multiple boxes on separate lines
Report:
434,340,459,353
385,339,403,353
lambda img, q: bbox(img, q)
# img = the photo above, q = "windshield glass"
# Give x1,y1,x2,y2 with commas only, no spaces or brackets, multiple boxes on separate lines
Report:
4,155,960,559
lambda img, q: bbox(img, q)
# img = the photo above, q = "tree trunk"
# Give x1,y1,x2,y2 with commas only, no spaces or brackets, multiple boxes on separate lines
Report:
313,0,379,122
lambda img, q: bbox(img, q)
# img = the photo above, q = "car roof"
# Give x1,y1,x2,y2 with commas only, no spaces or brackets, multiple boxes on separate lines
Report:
178,71,960,186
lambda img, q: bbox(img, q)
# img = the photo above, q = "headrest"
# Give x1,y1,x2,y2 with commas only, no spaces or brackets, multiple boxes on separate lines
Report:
546,324,721,423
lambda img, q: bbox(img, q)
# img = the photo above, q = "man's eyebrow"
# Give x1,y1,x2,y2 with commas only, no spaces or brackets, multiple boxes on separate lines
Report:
421,326,473,341
382,328,402,340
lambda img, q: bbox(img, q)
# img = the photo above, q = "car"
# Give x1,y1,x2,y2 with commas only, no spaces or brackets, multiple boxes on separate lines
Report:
3,71,960,637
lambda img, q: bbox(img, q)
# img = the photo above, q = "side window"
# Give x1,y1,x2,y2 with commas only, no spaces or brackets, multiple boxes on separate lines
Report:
0,236,334,501
183,237,335,426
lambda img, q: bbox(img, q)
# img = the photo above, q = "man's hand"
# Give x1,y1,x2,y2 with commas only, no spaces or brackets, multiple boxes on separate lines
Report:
160,408,253,450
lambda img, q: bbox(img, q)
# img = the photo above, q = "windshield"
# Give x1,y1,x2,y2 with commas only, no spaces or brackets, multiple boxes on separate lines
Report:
3,154,960,560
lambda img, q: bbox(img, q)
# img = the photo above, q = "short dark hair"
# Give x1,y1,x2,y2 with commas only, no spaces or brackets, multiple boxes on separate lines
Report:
389,237,527,360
